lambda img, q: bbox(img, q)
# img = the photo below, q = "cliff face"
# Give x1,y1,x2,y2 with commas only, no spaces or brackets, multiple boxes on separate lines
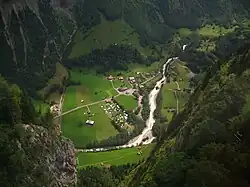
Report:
21,124,77,187
0,75,77,187
0,0,75,95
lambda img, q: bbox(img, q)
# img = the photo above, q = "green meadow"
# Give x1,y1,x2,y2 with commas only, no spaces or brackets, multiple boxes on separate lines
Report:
61,103,117,148
69,17,154,58
63,70,118,111
116,95,137,111
77,143,155,168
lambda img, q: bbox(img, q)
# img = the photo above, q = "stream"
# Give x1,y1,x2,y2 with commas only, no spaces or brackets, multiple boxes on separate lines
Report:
82,57,178,152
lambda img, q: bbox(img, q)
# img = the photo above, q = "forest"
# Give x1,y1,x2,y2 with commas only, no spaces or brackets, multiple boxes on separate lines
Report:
63,44,151,73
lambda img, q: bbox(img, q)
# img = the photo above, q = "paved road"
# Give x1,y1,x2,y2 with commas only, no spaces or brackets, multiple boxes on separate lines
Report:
175,81,180,90
54,94,120,118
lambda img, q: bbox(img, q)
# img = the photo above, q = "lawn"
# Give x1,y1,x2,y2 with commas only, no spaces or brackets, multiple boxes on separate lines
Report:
61,103,118,148
77,143,155,168
178,24,235,38
69,17,153,58
112,79,132,89
115,95,137,111
164,82,178,90
63,70,118,111
161,89,176,108
199,24,235,37
161,85,177,121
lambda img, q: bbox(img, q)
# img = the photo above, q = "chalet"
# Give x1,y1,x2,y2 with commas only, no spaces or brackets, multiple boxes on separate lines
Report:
86,120,95,126
118,76,124,81
107,75,114,80
118,87,128,92
128,77,136,84
105,99,112,103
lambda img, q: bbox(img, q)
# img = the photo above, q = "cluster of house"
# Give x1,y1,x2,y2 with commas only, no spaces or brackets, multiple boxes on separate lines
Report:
102,101,130,130
50,104,60,115
107,75,137,84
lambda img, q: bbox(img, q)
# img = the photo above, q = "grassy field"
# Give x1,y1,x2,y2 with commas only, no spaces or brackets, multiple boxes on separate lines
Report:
178,24,236,38
69,17,154,58
63,70,118,111
62,103,117,148
77,143,155,168
116,95,137,111
112,79,132,89
161,89,176,108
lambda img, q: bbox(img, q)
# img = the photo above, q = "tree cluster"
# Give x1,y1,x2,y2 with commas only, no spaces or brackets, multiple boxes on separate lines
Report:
77,163,136,187
63,44,149,73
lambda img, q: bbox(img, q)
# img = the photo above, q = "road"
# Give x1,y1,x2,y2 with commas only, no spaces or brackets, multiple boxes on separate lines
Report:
78,57,178,152
54,94,120,118
55,55,180,153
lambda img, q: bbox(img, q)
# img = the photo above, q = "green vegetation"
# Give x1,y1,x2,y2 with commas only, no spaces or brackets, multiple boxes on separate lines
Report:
33,100,50,115
178,24,236,38
63,70,117,111
115,95,137,111
77,143,155,168
62,103,117,148
127,44,250,187
38,63,68,101
69,18,153,58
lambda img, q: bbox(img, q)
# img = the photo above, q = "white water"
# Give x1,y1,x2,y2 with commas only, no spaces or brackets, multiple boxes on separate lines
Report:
182,44,188,51
82,57,178,153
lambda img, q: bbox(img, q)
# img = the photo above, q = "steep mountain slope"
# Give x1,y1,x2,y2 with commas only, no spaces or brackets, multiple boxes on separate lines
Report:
79,0,250,44
0,0,75,96
0,75,76,187
125,44,250,187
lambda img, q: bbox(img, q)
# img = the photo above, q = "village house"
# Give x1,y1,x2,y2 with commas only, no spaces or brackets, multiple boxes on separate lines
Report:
118,76,124,81
50,104,60,115
107,75,114,80
86,120,95,126
118,87,128,92
128,76,136,84
105,99,112,103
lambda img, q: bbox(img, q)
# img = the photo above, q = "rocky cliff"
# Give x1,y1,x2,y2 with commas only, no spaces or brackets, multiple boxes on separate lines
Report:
21,124,77,187
0,75,77,187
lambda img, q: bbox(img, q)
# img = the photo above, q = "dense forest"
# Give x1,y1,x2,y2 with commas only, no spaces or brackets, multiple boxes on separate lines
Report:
63,45,151,73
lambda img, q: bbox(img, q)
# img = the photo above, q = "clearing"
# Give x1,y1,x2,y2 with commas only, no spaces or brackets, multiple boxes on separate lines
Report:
63,70,118,111
178,24,236,38
69,17,154,58
77,143,155,168
115,95,137,111
61,103,117,148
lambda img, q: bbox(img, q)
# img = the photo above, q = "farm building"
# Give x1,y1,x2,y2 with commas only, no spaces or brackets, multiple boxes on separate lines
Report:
128,77,136,84
86,120,95,126
107,75,114,80
105,99,112,103
118,76,124,80
118,87,128,92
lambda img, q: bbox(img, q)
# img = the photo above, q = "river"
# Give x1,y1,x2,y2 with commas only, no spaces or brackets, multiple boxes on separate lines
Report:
81,57,178,152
